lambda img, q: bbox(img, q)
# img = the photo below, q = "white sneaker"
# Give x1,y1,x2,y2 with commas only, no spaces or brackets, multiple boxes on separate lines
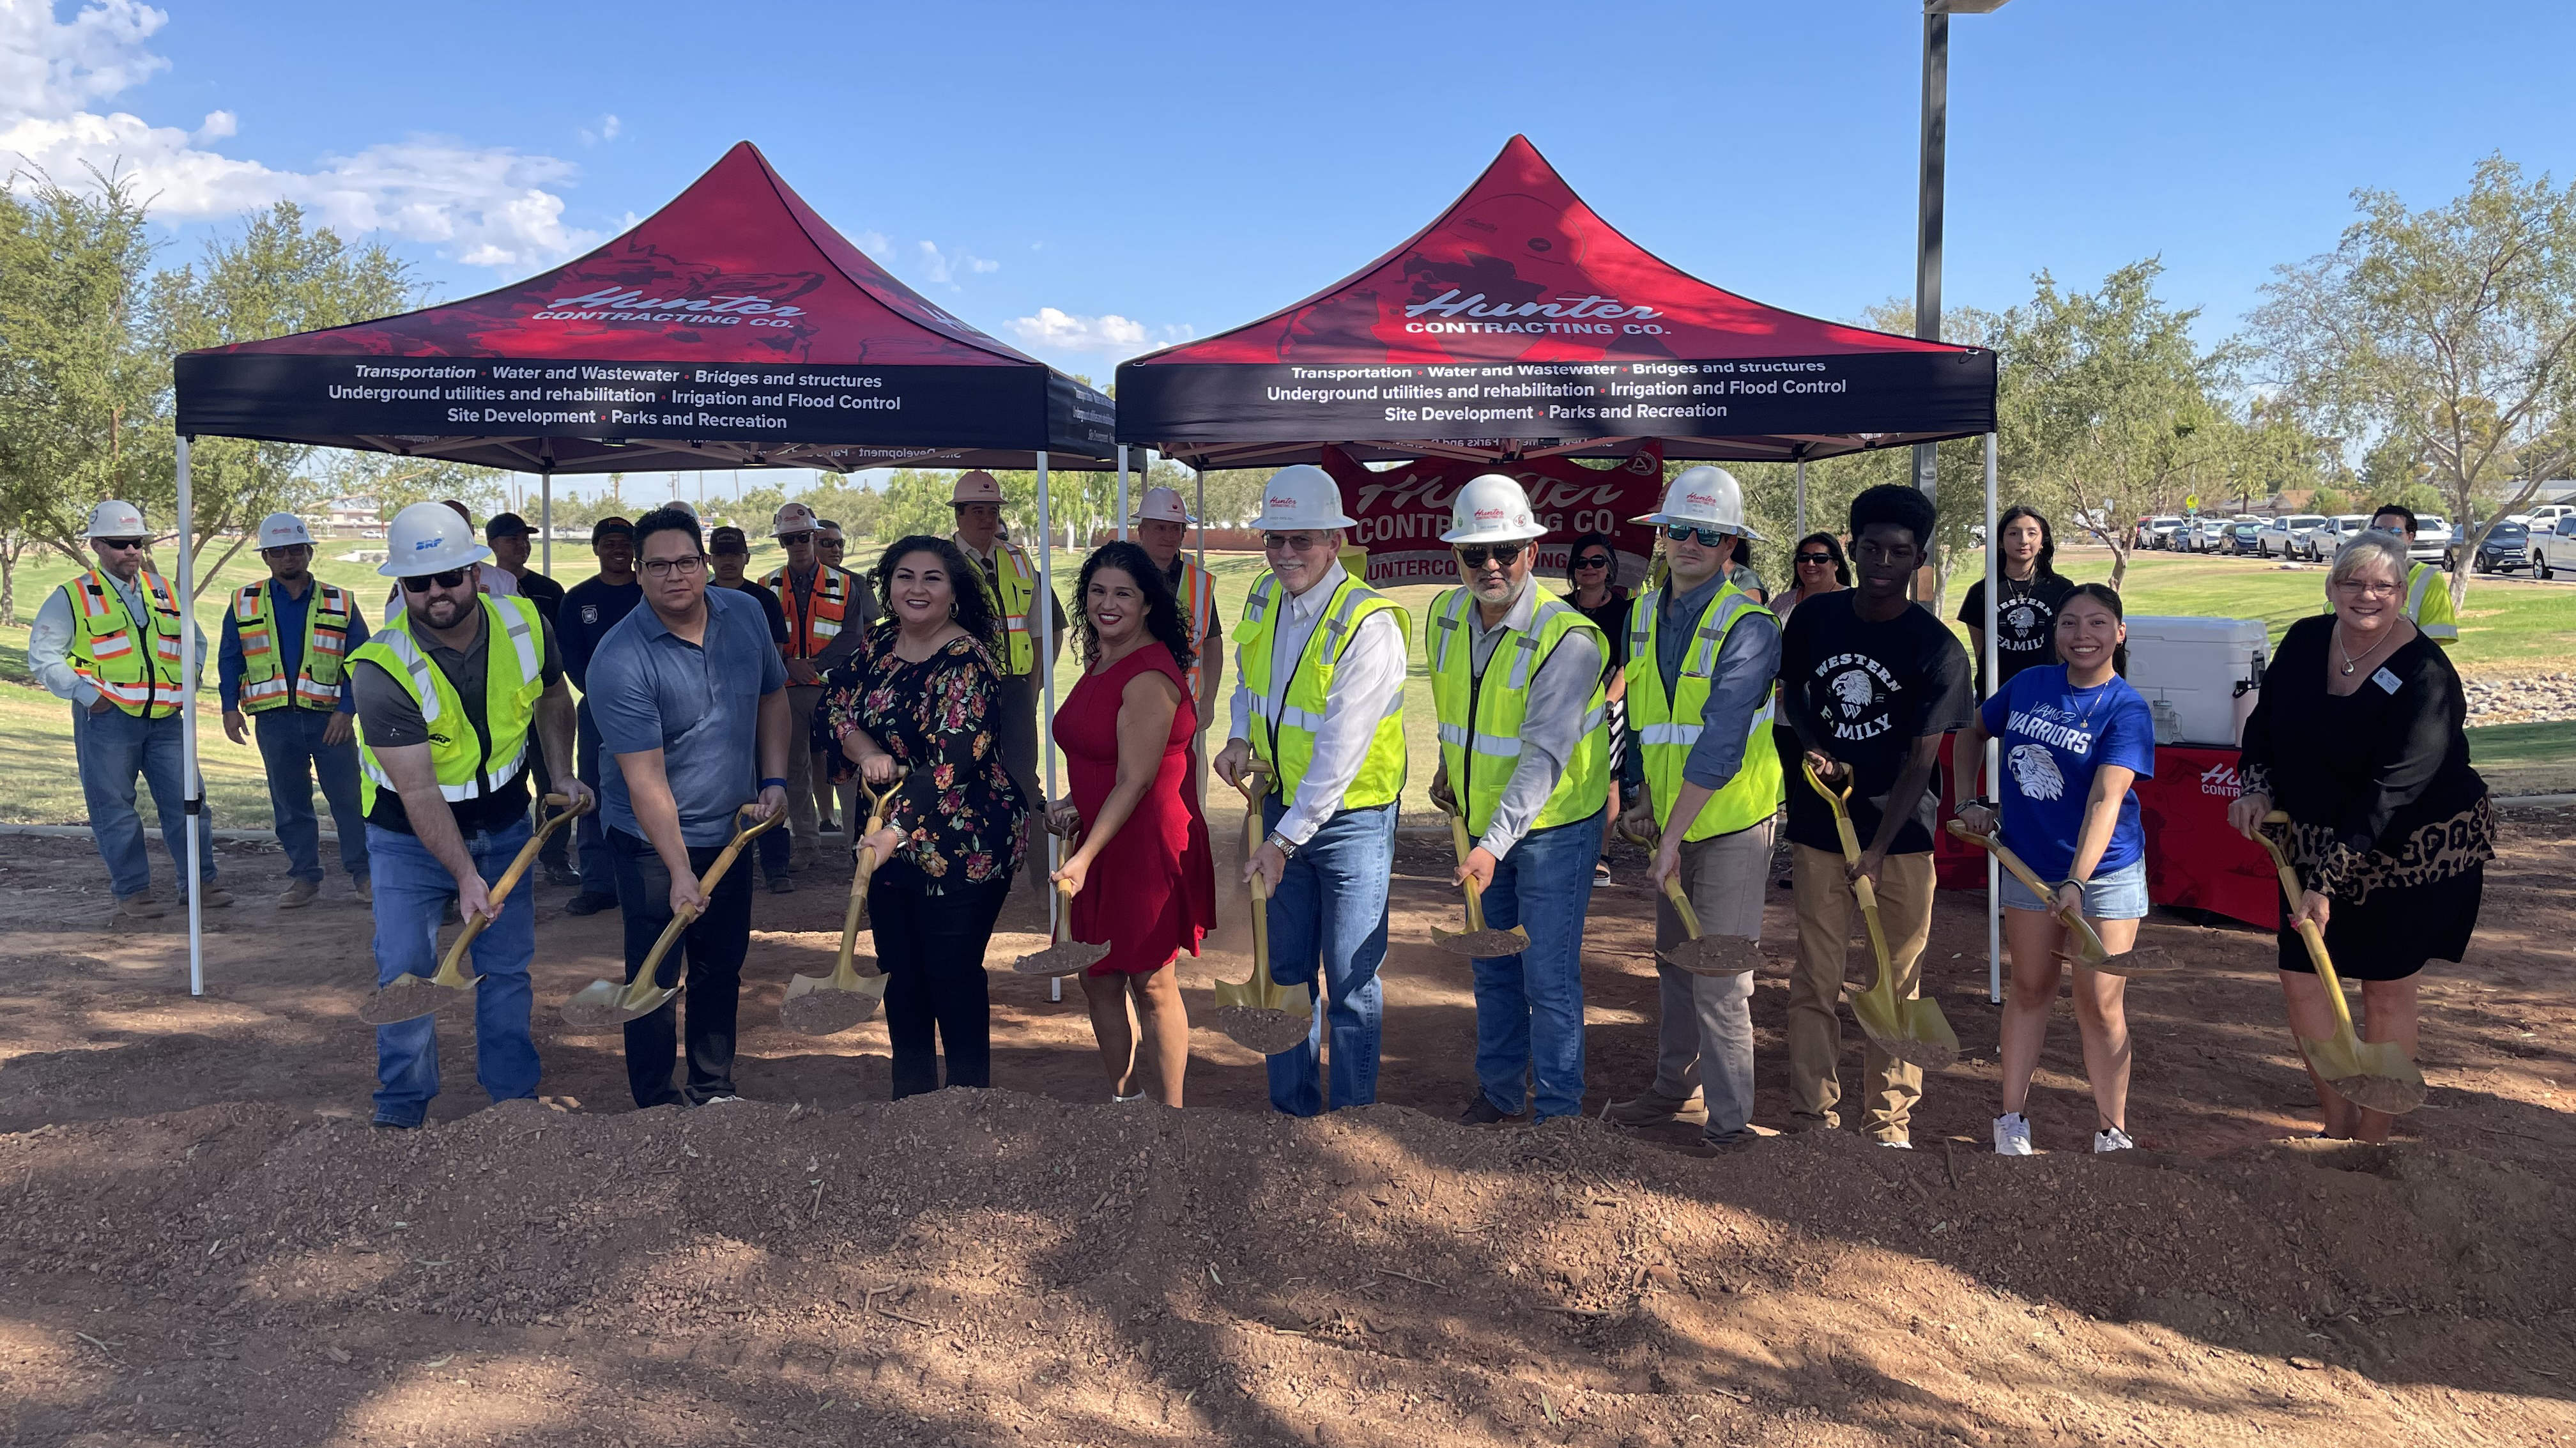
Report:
1993,1113,2035,1157
2094,1126,2135,1153
1875,1138,1913,1150
694,1093,743,1107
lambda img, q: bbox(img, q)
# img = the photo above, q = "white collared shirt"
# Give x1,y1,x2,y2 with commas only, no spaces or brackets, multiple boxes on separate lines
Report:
1226,561,1408,847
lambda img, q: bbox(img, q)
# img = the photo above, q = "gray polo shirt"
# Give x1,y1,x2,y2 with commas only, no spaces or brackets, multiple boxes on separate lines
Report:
589,586,787,847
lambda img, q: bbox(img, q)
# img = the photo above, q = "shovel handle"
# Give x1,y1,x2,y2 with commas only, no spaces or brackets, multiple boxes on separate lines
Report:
639,803,779,990
1945,819,2111,962
2253,813,2361,1036
1441,810,1495,932
432,794,580,987
1660,874,1703,940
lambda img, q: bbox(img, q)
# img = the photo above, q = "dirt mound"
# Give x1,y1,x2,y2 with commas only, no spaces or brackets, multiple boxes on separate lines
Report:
8,1094,2572,1446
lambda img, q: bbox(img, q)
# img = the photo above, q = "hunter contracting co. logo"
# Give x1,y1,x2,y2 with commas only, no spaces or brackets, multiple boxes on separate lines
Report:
2200,762,2244,798
1402,289,1669,336
532,286,806,327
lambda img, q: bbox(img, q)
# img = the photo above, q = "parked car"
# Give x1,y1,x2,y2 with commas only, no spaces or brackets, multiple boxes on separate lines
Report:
2531,514,2576,580
2299,514,2373,561
2472,520,2531,573
2228,521,2266,554
2255,514,2328,558
2507,503,2575,530
2412,515,2453,566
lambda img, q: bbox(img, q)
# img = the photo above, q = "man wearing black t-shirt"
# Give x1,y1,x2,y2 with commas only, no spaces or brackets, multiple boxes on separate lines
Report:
710,525,796,892
487,512,578,884
1775,485,1972,1147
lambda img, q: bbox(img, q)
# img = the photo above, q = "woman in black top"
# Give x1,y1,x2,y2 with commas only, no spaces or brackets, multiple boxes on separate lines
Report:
1958,505,2074,697
817,535,1030,1099
1566,531,1632,884
2230,531,2490,1143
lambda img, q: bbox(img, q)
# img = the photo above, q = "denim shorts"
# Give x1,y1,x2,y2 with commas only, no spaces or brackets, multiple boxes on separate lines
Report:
1998,856,2148,920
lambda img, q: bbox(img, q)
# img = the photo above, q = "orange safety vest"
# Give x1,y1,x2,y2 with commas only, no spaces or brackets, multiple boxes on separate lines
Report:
233,580,354,712
1167,558,1216,703
66,567,188,718
762,562,857,660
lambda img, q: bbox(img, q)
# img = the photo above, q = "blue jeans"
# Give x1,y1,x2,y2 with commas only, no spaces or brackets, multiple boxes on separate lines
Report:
253,707,369,884
367,819,540,1127
1471,808,1602,1121
1261,797,1396,1116
574,700,618,900
72,704,216,898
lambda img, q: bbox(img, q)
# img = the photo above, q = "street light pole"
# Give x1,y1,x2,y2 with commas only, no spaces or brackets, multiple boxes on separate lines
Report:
1916,0,2010,505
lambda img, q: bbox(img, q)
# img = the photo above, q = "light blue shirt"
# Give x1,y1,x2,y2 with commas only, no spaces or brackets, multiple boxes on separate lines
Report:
589,587,786,847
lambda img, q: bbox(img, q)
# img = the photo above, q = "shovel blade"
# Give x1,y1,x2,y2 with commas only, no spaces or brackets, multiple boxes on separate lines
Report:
1010,940,1110,978
2302,1031,2427,1114
1431,922,1531,959
558,977,673,1031
2078,944,2178,977
1657,934,1761,977
1210,1003,1314,1056
1852,990,1960,1072
779,970,889,1036
356,974,473,1026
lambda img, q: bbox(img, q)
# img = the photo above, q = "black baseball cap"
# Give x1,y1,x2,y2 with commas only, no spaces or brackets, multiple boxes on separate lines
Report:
709,526,749,555
592,516,635,540
485,512,532,540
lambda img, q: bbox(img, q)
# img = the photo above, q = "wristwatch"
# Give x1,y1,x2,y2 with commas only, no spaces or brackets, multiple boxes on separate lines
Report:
1265,831,1300,860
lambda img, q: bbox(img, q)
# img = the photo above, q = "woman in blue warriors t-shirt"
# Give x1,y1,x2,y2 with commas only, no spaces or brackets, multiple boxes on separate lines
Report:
1953,583,2156,1157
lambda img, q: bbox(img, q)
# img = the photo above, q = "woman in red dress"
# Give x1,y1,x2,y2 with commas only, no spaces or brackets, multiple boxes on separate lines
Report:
1046,541,1216,1105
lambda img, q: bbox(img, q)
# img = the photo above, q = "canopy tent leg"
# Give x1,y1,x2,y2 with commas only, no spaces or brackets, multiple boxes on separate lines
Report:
1116,445,1130,542
1035,451,1061,1005
1793,456,1807,541
1195,463,1209,813
177,435,204,997
1983,431,2001,1006
540,468,553,574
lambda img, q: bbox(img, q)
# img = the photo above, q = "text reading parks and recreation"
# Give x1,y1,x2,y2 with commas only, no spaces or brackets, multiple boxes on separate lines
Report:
1260,360,1850,424
321,364,902,431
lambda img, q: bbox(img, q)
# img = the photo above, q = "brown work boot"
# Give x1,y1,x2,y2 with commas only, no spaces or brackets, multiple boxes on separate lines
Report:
353,875,374,905
114,892,165,921
192,886,234,909
1604,1090,1706,1128
278,879,319,909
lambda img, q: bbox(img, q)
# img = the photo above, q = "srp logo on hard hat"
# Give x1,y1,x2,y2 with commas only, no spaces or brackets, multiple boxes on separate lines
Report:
413,537,440,551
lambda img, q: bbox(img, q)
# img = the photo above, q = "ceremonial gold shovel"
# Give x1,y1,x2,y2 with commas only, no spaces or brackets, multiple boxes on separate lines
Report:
1429,802,1531,959
1618,812,1758,975
1805,762,1959,1071
1012,825,1112,977
2255,812,2426,1115
1209,762,1314,1056
560,804,781,1030
357,794,583,1026
780,773,903,1036
1943,820,2174,975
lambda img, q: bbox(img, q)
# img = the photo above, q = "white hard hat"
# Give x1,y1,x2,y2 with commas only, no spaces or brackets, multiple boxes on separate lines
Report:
1439,473,1546,544
1632,465,1763,542
83,500,149,539
951,470,1005,505
256,511,313,550
1250,465,1357,531
772,502,820,537
378,500,493,578
1131,485,1197,525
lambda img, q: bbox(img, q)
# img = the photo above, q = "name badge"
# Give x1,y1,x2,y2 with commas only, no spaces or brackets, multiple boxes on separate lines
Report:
2371,666,2402,695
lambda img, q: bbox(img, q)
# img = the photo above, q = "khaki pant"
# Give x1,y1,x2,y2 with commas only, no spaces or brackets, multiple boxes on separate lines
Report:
783,684,826,865
1788,843,1934,1141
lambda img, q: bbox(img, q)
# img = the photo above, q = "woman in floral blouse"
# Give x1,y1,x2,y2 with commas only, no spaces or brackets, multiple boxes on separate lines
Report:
816,535,1029,1098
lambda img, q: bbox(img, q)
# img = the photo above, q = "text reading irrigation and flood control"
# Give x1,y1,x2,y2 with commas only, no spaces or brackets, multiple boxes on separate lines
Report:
1257,362,1849,421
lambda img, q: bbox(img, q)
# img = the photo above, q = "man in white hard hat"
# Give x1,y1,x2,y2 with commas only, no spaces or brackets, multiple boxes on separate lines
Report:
1131,484,1223,766
949,470,1067,858
378,499,516,624
1212,465,1412,1116
218,511,372,908
29,500,223,918
348,502,587,1130
1606,466,1784,1149
759,500,877,870
1424,474,1609,1126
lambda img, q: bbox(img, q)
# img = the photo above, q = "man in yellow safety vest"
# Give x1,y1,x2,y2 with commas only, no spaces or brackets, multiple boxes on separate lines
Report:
219,511,372,909
27,500,220,920
1131,484,1223,773
1426,474,1609,1126
1607,468,1785,1149
1213,465,1411,1116
2367,505,2460,644
951,470,1066,858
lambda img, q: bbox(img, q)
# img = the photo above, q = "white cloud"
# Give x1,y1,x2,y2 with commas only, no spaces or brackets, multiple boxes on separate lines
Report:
852,228,893,261
0,1,599,268
1008,307,1191,360
914,238,997,287
576,112,618,146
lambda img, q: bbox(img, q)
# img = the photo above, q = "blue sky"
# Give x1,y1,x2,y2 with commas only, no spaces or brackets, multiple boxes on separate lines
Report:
9,0,2573,497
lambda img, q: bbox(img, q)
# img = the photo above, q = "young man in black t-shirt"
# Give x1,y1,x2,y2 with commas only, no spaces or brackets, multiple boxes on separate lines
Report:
1775,485,1972,1147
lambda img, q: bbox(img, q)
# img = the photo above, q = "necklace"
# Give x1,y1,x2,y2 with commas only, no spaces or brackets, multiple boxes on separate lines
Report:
2336,621,2395,677
2066,673,2115,732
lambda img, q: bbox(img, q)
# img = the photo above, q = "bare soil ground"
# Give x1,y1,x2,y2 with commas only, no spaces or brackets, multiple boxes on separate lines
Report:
4,803,2573,1447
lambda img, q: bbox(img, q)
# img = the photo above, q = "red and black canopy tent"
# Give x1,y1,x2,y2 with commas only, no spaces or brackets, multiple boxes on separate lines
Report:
164,141,1118,993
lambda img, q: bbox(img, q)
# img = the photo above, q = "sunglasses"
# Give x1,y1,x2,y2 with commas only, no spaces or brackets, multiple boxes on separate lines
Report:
1573,554,1611,570
94,537,148,551
1797,552,1836,566
1662,523,1730,547
399,568,472,592
1457,543,1524,568
1263,534,1330,553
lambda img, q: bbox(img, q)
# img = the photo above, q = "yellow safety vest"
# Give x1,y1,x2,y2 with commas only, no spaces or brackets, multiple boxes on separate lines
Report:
1233,571,1410,810
233,580,354,713
2404,561,2458,643
959,537,1039,677
350,596,547,813
63,567,187,718
1427,586,1609,838
1625,582,1783,842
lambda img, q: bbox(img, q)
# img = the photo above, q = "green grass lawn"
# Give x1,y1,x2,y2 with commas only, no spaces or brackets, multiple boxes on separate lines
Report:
6,541,2570,826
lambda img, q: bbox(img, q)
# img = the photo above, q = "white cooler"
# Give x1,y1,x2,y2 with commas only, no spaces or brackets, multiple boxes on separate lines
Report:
2121,615,2269,746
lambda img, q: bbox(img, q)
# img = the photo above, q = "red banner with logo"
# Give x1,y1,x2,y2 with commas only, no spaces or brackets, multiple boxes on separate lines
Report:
1317,442,1667,592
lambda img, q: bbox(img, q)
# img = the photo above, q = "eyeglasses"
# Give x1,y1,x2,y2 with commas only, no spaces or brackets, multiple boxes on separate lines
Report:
1573,554,1611,571
641,554,707,579
400,568,471,592
1457,543,1524,569
1263,534,1330,553
94,537,146,551
1796,552,1835,566
1662,523,1730,547
2331,578,2400,599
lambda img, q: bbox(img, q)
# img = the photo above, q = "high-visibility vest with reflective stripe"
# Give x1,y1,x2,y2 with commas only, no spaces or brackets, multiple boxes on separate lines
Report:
1427,587,1608,838
233,580,353,713
1170,560,1216,702
2404,561,2458,643
1625,582,1783,842
760,563,858,660
1232,571,1410,810
956,539,1040,677
350,596,546,814
63,568,187,718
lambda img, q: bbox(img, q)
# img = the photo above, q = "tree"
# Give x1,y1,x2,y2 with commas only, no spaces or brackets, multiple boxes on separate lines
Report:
2254,154,2576,606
